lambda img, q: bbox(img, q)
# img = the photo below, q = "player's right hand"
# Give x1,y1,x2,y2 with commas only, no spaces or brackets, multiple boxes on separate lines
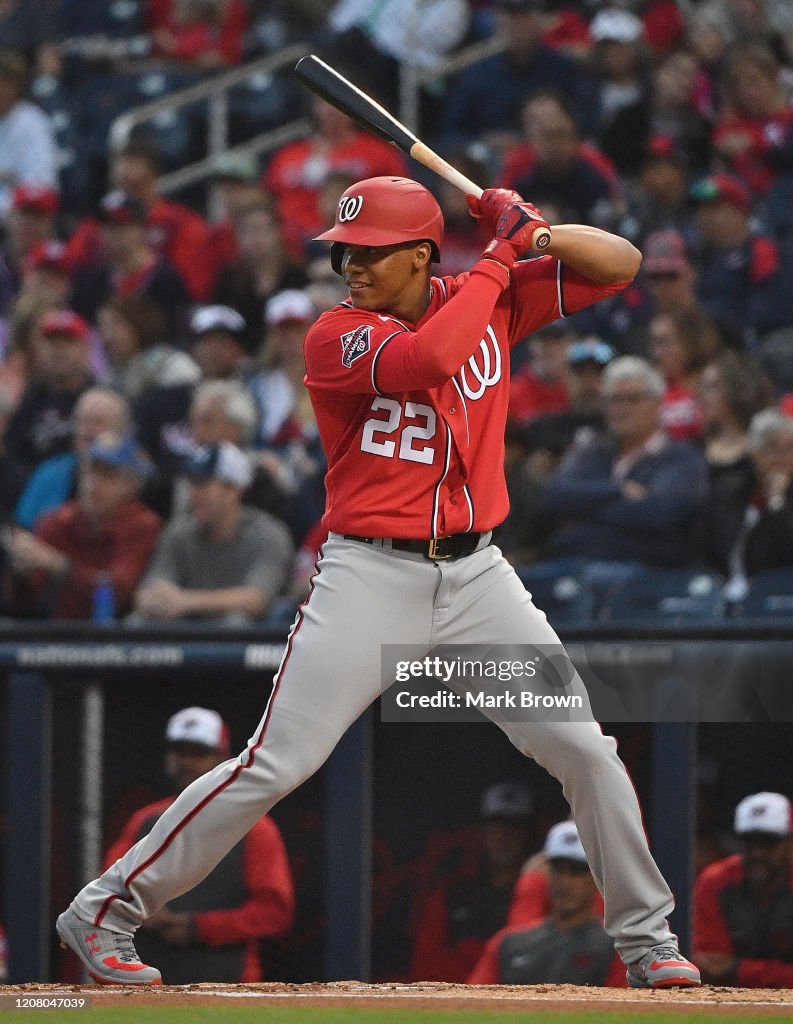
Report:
483,202,552,267
466,188,524,232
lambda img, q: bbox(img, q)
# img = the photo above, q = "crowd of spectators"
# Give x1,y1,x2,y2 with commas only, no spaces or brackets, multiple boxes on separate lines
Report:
0,0,791,629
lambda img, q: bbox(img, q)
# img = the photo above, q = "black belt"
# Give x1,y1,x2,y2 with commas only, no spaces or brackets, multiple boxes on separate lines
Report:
343,532,487,560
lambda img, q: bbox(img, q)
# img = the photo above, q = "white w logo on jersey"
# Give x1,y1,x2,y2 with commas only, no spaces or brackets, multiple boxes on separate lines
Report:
459,325,502,400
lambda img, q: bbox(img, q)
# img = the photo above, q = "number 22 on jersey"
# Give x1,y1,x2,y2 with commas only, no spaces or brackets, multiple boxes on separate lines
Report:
360,397,437,464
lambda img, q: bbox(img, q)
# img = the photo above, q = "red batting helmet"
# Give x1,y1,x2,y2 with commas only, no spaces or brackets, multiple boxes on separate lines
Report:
315,176,443,275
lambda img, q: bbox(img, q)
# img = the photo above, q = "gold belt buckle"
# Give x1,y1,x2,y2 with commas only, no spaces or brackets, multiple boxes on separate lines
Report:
428,537,451,560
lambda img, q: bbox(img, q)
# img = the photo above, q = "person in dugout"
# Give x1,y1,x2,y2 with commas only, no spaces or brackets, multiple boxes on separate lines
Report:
102,707,294,983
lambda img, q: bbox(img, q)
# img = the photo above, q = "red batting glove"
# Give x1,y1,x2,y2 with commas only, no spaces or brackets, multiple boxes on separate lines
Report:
466,188,524,233
483,201,552,268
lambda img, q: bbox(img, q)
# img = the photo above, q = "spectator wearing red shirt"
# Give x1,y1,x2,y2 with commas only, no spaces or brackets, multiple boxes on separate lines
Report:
469,822,625,986
263,96,408,258
713,43,793,197
694,792,793,987
148,0,248,69
647,308,720,443
502,92,620,225
689,174,788,343
68,140,213,301
106,706,294,983
8,431,161,619
4,183,58,280
509,319,574,425
71,191,192,336
410,782,536,982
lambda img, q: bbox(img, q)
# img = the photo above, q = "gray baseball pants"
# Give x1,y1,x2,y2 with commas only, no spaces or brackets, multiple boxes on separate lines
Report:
72,535,675,963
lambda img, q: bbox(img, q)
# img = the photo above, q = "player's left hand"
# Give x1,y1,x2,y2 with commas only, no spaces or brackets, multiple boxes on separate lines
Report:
466,188,524,232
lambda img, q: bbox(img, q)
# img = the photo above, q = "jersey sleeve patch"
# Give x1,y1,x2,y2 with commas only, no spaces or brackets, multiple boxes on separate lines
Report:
340,324,373,368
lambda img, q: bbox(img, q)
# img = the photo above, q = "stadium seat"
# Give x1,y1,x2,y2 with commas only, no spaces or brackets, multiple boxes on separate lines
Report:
515,564,597,625
734,569,793,619
598,570,726,623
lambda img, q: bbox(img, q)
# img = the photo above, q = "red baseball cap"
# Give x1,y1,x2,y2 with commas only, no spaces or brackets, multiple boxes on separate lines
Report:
13,183,59,215
40,309,90,343
643,229,691,276
24,240,73,276
689,174,751,215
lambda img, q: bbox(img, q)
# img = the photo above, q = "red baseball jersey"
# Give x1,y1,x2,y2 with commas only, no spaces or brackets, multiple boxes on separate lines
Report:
304,257,626,538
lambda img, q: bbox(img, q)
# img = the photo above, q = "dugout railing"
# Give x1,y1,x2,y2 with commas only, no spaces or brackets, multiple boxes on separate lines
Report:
3,620,793,984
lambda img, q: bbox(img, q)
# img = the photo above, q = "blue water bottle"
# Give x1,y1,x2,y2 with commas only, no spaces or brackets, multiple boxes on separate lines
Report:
92,571,116,624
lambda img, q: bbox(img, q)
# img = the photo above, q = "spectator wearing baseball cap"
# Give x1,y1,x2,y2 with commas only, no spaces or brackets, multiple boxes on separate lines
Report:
249,289,317,448
104,706,294,983
468,821,624,986
689,174,788,346
694,792,793,987
67,140,213,302
4,184,59,280
189,304,251,382
410,781,537,983
70,189,192,335
8,430,161,620
3,308,94,493
588,9,647,155
132,441,294,625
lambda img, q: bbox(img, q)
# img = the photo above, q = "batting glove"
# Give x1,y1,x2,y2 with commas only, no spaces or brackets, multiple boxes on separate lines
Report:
466,188,524,233
483,202,552,268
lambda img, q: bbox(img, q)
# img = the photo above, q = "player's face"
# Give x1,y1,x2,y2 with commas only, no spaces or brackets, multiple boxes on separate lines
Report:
548,860,596,920
741,835,792,894
341,242,430,316
165,742,224,792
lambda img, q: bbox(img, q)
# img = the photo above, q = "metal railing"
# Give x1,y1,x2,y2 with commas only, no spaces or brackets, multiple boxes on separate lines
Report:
109,44,311,197
108,34,508,201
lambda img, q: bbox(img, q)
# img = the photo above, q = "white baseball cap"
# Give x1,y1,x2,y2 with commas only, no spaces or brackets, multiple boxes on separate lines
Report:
265,289,316,326
165,707,230,755
590,8,644,43
544,820,588,863
182,441,253,489
734,792,793,837
190,305,246,337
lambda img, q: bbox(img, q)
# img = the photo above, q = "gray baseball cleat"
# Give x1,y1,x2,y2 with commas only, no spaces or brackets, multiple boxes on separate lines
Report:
56,907,162,985
626,944,701,988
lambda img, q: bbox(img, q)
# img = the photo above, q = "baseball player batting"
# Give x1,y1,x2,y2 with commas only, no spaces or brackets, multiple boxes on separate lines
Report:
57,177,701,989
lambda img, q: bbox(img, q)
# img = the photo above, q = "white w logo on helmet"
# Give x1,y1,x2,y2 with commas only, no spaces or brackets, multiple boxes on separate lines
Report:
338,195,364,222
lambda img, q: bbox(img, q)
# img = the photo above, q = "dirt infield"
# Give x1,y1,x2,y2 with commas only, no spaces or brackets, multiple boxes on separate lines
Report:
5,981,793,1016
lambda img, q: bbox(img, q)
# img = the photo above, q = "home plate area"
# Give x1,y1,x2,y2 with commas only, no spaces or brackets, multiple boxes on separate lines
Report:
6,982,793,1016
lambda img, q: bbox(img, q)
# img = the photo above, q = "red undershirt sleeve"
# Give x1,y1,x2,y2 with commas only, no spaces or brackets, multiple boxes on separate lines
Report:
374,260,509,393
